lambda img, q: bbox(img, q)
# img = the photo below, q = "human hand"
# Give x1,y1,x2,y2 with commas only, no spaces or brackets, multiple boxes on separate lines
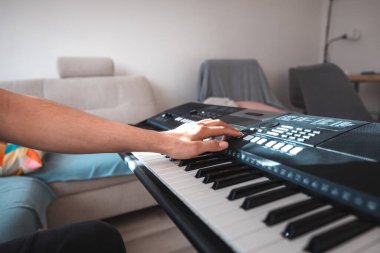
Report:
161,119,243,159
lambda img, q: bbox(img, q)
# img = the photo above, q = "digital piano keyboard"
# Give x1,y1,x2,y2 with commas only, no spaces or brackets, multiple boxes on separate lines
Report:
119,102,380,253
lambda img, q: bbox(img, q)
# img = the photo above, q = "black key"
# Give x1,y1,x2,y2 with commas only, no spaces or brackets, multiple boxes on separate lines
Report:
305,220,375,253
178,153,217,166
263,199,325,226
212,172,263,190
282,208,347,239
228,180,282,200
196,162,243,178
203,168,252,183
185,157,230,171
242,187,298,210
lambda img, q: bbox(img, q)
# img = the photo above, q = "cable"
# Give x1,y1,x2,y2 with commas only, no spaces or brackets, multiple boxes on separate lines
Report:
323,0,335,63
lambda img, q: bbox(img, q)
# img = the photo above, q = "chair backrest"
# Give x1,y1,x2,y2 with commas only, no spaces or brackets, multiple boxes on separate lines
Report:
289,67,306,110
289,63,373,121
197,59,284,108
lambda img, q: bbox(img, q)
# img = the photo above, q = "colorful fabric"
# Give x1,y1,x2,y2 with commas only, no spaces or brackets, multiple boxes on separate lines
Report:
0,142,45,176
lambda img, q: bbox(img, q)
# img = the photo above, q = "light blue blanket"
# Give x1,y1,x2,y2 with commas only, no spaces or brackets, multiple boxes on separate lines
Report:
0,153,132,244
0,176,55,243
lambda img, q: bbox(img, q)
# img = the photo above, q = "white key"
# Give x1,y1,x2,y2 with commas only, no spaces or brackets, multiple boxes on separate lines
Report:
359,238,380,253
210,192,311,234
328,228,380,253
132,152,380,253
243,216,356,253
218,194,310,240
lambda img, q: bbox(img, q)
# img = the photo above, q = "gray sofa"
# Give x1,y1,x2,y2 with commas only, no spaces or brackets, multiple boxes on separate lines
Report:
0,57,158,243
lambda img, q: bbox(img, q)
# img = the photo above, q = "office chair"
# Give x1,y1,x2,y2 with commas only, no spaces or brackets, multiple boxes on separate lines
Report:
289,63,373,121
197,59,285,109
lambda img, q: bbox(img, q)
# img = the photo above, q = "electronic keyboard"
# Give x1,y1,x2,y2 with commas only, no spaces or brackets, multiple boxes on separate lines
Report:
120,102,380,253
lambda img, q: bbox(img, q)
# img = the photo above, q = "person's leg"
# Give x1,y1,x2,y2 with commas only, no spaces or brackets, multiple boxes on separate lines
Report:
0,220,126,253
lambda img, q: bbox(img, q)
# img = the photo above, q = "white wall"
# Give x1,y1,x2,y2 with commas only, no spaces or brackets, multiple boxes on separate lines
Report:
0,0,323,110
326,0,380,117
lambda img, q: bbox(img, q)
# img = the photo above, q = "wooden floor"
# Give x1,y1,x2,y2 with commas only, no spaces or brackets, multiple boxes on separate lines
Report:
105,206,197,253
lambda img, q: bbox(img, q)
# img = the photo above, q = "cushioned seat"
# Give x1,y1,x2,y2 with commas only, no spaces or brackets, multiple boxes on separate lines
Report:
29,153,133,183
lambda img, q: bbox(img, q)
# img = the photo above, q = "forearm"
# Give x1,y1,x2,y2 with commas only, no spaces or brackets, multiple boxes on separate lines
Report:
0,89,242,159
0,88,166,154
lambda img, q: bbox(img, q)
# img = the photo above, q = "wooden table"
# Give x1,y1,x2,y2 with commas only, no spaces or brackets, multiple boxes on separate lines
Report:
347,74,380,92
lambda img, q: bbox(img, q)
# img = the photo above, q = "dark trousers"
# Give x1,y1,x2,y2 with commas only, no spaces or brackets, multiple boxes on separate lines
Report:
0,220,126,253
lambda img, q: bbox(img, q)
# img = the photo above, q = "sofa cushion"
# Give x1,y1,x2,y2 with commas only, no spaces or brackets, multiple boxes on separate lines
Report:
57,57,114,78
28,153,133,184
0,176,55,243
0,79,44,97
43,75,157,124
0,75,158,124
43,77,120,111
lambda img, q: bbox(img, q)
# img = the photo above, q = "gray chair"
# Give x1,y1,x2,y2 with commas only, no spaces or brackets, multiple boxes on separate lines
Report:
289,63,373,121
197,59,284,109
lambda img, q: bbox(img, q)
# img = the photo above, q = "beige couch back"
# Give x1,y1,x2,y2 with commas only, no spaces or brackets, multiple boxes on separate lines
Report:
0,75,157,124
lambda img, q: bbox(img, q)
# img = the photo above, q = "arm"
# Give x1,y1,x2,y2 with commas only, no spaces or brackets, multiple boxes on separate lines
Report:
0,88,242,159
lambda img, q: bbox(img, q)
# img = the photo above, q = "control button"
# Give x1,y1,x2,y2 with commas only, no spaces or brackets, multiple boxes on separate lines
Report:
273,142,285,150
175,117,183,121
276,127,289,132
161,113,173,118
303,136,311,140
265,140,277,148
243,135,254,141
297,138,305,142
272,129,285,134
181,119,193,123
249,127,258,133
289,136,296,140
281,144,294,152
289,146,304,155
267,131,279,136
189,109,198,115
259,121,280,128
250,137,260,143
304,129,311,132
313,130,321,134
296,128,303,131
281,134,288,138
282,125,294,129
294,134,301,137
256,138,267,145
308,133,316,137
